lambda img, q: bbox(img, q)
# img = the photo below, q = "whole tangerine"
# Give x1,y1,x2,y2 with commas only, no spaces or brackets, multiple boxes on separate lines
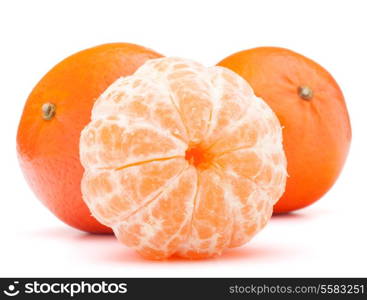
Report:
17,43,162,232
218,47,351,213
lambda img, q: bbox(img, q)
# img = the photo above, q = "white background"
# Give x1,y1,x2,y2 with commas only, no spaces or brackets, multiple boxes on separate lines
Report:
1,0,366,277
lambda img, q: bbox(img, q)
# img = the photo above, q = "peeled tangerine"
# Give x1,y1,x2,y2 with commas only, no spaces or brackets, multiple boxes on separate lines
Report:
79,57,287,259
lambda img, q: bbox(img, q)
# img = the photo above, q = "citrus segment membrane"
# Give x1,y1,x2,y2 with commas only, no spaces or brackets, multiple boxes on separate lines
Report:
80,57,287,259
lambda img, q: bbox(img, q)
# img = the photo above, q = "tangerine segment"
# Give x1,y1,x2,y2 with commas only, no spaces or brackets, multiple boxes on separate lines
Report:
169,76,213,143
114,166,197,260
80,117,186,169
82,158,187,227
202,67,253,146
92,76,188,142
80,57,287,259
177,169,233,258
216,150,285,247
137,58,214,143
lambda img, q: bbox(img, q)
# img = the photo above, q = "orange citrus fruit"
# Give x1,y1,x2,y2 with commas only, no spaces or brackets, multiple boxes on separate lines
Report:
80,57,287,259
17,43,162,233
218,47,351,213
